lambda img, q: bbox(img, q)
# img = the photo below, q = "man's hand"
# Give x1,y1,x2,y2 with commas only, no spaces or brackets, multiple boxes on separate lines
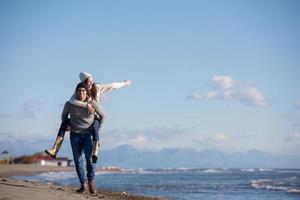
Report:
86,103,95,114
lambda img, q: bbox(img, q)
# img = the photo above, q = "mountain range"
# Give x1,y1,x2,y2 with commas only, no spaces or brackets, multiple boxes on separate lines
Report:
1,139,299,168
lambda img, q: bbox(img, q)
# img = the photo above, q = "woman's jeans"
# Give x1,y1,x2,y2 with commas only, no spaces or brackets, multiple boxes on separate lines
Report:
57,118,70,137
92,118,100,141
70,132,95,183
58,118,100,142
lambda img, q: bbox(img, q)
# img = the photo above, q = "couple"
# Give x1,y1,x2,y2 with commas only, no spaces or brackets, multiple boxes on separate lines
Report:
45,72,131,194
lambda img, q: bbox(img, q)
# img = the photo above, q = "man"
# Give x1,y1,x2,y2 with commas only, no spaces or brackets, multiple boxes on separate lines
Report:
45,72,131,163
61,82,105,194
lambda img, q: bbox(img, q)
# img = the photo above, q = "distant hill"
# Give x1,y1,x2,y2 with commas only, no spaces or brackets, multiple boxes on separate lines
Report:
0,138,73,158
1,140,299,168
99,144,300,169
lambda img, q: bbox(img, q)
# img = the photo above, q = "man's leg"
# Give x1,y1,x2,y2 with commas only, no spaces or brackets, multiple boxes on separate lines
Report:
70,133,86,185
83,134,97,194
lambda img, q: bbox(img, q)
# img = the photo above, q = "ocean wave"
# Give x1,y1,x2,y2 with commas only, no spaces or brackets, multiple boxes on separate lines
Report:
203,169,224,173
126,168,228,174
251,177,300,195
38,171,77,181
258,168,273,172
241,168,256,172
287,188,300,194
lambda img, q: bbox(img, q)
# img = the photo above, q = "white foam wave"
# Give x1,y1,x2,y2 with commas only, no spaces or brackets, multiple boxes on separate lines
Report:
37,171,77,181
251,178,300,195
251,179,271,188
258,168,273,172
128,169,156,174
287,188,300,194
203,169,224,173
241,168,256,172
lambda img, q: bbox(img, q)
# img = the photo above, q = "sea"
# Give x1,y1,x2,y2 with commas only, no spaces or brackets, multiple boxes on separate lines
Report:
14,168,300,200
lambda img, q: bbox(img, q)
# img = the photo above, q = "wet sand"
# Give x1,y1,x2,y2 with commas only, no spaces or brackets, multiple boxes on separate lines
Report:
0,164,165,200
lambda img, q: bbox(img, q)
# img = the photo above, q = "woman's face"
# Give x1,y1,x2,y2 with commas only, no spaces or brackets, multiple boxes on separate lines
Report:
76,87,87,101
85,77,93,89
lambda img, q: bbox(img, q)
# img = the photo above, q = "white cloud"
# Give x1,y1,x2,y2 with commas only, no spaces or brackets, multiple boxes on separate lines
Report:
101,126,197,150
187,93,204,100
213,133,228,142
131,135,147,146
211,75,237,89
206,90,218,98
285,132,300,142
17,100,43,118
101,126,233,151
195,132,235,152
187,75,269,107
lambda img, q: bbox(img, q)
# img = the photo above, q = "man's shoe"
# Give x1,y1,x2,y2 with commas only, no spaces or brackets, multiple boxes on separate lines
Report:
88,179,97,194
76,182,87,193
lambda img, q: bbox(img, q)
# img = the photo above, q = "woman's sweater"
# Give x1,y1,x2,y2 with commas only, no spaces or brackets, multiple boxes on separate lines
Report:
69,81,130,108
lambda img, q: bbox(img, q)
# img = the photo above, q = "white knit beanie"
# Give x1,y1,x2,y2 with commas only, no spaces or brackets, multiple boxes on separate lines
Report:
79,72,92,82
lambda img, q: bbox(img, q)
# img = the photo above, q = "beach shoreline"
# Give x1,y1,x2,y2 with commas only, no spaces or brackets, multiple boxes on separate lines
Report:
0,164,166,200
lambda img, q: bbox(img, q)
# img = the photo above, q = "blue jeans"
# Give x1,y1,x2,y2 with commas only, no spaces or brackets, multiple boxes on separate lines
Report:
92,118,100,141
57,118,70,137
70,132,95,183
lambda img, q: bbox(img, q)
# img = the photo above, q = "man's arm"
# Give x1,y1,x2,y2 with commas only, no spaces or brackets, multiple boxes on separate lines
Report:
92,101,105,127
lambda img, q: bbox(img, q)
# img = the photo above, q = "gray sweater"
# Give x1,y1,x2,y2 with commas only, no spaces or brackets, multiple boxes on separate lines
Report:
61,99,105,134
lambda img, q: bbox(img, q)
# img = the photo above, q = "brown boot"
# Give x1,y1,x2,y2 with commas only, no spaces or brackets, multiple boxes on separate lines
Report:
88,179,97,194
76,182,87,193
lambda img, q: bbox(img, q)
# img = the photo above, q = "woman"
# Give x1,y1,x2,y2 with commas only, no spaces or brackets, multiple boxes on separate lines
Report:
45,72,131,163
62,82,105,194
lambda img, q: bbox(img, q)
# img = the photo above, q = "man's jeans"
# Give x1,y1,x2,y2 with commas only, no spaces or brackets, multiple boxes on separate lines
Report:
70,132,95,183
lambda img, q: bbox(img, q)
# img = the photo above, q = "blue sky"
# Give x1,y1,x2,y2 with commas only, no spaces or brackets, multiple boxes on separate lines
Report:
0,0,300,155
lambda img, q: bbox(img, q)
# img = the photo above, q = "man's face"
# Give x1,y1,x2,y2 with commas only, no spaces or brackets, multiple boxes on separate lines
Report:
77,87,87,101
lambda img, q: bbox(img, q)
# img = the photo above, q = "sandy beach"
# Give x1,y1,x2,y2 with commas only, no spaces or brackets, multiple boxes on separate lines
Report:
0,164,165,200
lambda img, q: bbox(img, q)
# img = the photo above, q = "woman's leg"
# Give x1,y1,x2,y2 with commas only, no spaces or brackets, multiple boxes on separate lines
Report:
91,118,100,141
70,132,86,184
91,118,101,163
45,119,70,157
57,118,70,137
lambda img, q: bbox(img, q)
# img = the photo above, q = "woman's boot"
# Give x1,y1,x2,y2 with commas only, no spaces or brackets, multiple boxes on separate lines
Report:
44,136,64,158
92,141,100,163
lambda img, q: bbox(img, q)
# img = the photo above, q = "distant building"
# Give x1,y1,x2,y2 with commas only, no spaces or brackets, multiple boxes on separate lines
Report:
33,155,71,167
0,150,11,164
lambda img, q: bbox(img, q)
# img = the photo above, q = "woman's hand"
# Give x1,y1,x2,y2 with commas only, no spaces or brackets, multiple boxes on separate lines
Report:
86,103,95,114
124,80,132,86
